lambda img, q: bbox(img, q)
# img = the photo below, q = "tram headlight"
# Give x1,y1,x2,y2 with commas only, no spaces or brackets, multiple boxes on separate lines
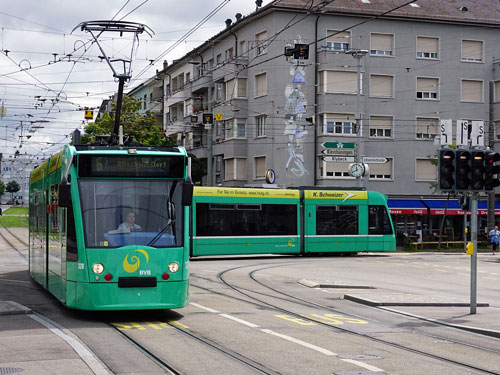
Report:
168,262,179,273
92,263,104,274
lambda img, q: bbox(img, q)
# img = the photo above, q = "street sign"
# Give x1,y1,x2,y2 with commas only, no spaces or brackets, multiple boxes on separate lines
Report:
322,142,356,149
321,148,355,157
362,156,388,164
440,119,452,145
215,113,223,121
457,119,470,146
471,120,484,147
265,169,276,184
203,113,213,125
84,110,94,120
322,156,354,163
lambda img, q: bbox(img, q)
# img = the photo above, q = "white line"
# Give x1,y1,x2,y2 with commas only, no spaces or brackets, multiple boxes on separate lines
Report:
190,302,219,313
219,314,260,328
29,313,110,375
341,358,385,372
260,328,337,356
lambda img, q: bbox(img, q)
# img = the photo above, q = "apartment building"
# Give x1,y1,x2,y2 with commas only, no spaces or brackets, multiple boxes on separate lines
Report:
139,0,500,240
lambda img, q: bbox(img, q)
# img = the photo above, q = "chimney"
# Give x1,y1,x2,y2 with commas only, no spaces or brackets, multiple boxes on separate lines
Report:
225,18,232,28
235,13,242,21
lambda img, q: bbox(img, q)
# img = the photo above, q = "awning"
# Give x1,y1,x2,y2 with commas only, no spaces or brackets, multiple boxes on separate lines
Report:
387,200,427,215
388,199,500,215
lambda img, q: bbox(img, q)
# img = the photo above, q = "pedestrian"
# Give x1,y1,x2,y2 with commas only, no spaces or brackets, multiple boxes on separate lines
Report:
0,207,2,216
489,225,500,255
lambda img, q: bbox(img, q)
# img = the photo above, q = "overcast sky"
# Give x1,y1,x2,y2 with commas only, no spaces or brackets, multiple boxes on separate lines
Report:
0,0,272,160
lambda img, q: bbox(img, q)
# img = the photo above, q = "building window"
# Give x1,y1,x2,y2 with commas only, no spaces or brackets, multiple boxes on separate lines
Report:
143,94,147,110
369,158,392,180
226,78,247,100
225,47,234,61
322,160,352,179
322,113,357,136
416,117,438,140
256,115,266,137
325,30,350,51
415,158,437,181
255,30,267,56
369,116,392,138
215,82,225,102
224,118,246,139
495,121,500,141
370,75,393,97
416,36,439,59
323,71,358,94
255,72,267,97
323,114,357,136
461,39,483,62
495,81,500,103
370,33,393,56
225,158,246,180
461,80,483,103
416,77,439,100
184,99,192,117
254,156,266,179
216,53,222,65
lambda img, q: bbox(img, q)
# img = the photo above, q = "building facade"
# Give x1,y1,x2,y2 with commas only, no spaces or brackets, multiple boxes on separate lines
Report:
140,0,500,242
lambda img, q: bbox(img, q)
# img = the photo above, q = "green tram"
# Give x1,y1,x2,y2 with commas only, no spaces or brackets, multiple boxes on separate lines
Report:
191,187,395,257
29,145,193,311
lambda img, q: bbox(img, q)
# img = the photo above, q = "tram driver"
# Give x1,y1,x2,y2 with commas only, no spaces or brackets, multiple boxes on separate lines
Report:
117,211,142,232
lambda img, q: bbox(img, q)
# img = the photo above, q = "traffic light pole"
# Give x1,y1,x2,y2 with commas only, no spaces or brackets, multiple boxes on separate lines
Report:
470,193,478,314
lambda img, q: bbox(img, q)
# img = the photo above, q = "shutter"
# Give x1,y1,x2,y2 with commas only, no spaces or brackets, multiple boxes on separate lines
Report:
417,37,438,53
416,159,437,180
370,75,393,97
326,71,357,93
462,40,482,60
417,78,438,92
461,80,482,102
371,33,392,51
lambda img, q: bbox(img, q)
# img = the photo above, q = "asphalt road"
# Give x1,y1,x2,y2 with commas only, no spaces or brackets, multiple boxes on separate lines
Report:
2,227,500,374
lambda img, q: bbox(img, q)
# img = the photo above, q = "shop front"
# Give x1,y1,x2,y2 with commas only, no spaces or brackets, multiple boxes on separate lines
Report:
388,199,500,246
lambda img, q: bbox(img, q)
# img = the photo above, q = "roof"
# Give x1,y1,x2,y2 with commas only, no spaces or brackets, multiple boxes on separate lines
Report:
158,0,500,75
271,0,500,26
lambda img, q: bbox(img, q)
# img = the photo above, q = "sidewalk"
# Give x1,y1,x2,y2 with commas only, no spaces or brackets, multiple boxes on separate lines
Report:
0,228,110,375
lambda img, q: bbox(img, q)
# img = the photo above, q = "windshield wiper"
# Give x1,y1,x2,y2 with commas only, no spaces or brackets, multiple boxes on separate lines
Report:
146,219,174,247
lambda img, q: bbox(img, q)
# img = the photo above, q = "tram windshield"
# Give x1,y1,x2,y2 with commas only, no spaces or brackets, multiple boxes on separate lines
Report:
79,179,184,248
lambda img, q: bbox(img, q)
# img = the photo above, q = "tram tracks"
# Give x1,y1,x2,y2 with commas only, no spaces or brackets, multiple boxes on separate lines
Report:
109,320,282,375
191,262,500,375
0,222,28,261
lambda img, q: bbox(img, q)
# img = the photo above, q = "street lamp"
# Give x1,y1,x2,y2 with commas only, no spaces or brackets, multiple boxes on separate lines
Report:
345,49,368,186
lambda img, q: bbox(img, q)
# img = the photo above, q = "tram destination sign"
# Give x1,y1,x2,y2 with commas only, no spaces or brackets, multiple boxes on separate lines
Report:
79,155,185,178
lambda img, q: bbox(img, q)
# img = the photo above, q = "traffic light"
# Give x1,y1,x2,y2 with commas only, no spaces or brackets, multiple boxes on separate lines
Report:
293,44,309,59
471,151,485,191
203,113,213,125
438,149,455,192
484,151,500,191
455,150,471,191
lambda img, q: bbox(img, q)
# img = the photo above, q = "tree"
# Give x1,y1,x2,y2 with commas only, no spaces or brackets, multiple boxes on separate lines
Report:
6,180,20,202
81,95,176,147
0,181,4,200
189,154,207,184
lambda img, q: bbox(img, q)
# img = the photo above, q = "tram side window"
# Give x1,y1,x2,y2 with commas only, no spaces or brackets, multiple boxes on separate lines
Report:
316,205,358,235
195,203,297,236
368,205,393,235
66,204,78,261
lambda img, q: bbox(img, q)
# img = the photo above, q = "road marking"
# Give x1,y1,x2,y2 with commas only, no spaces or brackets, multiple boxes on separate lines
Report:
190,302,219,313
483,277,497,280
220,314,260,328
341,358,384,372
458,273,470,277
435,269,448,273
260,328,337,356
190,302,385,372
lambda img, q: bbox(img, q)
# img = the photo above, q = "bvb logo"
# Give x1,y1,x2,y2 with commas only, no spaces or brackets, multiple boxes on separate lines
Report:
288,238,296,247
123,249,149,273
